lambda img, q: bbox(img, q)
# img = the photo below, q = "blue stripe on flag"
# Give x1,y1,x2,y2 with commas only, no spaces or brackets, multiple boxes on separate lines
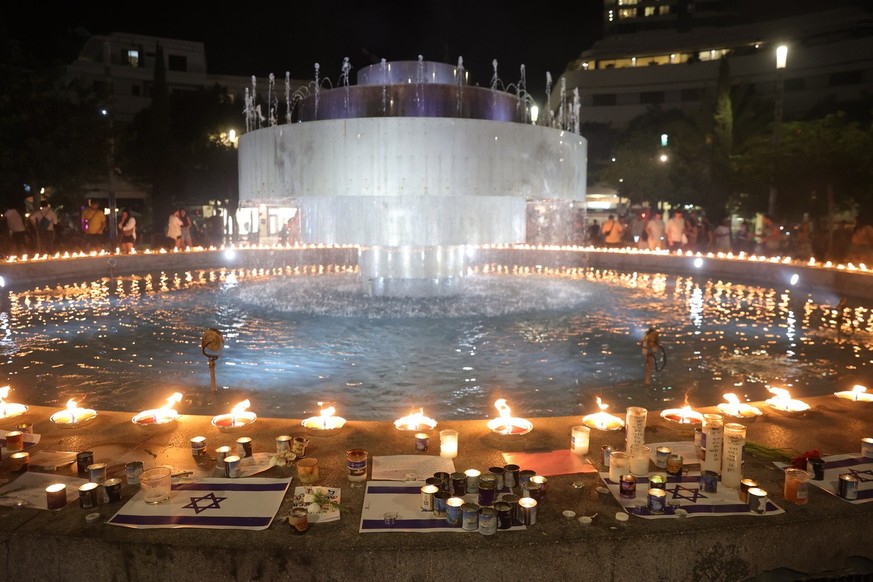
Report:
360,518,454,530
825,457,868,470
109,514,272,527
172,482,288,492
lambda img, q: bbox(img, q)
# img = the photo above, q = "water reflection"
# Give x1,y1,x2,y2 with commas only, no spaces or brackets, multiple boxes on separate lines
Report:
1,264,871,420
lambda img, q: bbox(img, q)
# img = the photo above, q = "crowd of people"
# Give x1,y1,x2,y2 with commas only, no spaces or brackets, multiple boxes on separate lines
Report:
585,208,873,263
0,201,228,258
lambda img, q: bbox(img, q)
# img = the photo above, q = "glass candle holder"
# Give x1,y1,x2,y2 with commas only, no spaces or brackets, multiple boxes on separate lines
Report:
608,451,630,483
629,444,651,476
440,429,459,459
783,468,810,505
571,425,590,455
625,406,647,450
297,457,319,485
721,423,746,489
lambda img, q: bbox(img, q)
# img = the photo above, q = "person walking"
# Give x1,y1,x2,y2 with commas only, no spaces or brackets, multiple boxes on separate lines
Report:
665,210,686,251
81,200,106,252
178,208,194,249
645,211,666,250
119,208,136,254
29,201,59,254
166,209,183,249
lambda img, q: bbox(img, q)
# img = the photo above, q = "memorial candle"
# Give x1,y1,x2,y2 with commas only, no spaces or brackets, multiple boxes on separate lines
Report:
721,423,746,489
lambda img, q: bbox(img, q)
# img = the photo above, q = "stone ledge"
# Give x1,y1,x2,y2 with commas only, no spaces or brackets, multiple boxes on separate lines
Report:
0,396,870,581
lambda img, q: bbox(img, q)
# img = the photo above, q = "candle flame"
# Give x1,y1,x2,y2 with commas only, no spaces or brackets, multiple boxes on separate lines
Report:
66,398,79,410
596,396,607,412
161,392,183,411
320,406,336,418
494,398,512,419
0,385,8,401
766,386,810,412
395,407,436,430
852,385,867,394
231,399,251,414
723,393,741,406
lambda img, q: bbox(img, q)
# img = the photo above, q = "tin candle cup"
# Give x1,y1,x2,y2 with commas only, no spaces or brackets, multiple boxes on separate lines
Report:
289,507,309,534
10,451,29,472
45,483,67,510
104,477,123,502
347,448,368,483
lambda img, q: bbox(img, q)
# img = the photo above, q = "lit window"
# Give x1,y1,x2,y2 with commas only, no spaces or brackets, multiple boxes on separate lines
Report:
126,50,139,68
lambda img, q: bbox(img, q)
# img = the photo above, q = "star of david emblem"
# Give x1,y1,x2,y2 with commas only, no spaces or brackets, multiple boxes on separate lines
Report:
667,483,707,503
182,492,227,514
848,468,873,483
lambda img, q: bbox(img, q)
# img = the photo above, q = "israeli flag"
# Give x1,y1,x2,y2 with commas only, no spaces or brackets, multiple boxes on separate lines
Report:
108,478,292,530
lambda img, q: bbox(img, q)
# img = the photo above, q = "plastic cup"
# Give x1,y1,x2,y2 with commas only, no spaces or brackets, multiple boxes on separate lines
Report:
140,467,172,504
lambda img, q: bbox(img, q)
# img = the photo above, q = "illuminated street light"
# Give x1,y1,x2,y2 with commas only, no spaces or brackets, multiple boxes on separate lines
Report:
769,44,788,217
530,105,539,125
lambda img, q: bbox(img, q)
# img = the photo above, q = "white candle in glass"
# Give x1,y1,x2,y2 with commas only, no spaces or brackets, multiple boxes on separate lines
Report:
571,425,590,455
701,413,724,474
440,429,459,459
608,451,630,483
629,444,651,476
625,406,647,451
721,423,746,488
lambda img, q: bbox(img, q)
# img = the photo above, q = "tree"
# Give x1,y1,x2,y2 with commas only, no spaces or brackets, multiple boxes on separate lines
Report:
0,45,109,214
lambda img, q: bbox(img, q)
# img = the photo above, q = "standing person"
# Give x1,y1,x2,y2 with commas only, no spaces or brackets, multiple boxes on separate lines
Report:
166,209,183,249
4,205,27,255
29,201,58,254
118,208,136,254
684,214,699,252
178,208,193,249
81,200,107,252
601,214,624,247
645,211,666,250
736,220,754,253
713,218,733,252
206,209,224,247
794,216,814,260
848,211,873,265
665,210,686,251
756,214,782,256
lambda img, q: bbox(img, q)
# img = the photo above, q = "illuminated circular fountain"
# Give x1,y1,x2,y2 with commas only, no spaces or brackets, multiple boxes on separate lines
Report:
239,59,586,297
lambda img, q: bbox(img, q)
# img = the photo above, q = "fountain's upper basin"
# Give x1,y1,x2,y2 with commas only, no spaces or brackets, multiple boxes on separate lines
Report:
297,82,525,121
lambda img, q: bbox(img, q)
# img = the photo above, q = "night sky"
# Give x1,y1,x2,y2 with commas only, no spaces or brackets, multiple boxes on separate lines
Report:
4,1,604,103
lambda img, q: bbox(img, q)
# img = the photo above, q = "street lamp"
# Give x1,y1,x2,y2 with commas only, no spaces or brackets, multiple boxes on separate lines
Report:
530,105,539,125
768,44,788,217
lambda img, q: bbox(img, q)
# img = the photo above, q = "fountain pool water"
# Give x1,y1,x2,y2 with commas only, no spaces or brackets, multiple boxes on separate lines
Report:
2,263,870,420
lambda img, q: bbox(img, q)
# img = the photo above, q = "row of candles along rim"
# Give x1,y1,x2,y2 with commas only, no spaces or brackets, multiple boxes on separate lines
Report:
2,384,871,431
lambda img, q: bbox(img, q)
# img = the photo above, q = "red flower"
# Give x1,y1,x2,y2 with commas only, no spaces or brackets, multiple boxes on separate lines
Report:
789,449,821,469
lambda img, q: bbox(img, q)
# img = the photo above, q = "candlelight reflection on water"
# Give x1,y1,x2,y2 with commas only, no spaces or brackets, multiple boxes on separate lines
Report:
2,265,871,420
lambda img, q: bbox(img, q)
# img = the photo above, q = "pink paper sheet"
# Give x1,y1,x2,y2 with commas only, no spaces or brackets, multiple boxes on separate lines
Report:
501,449,597,476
